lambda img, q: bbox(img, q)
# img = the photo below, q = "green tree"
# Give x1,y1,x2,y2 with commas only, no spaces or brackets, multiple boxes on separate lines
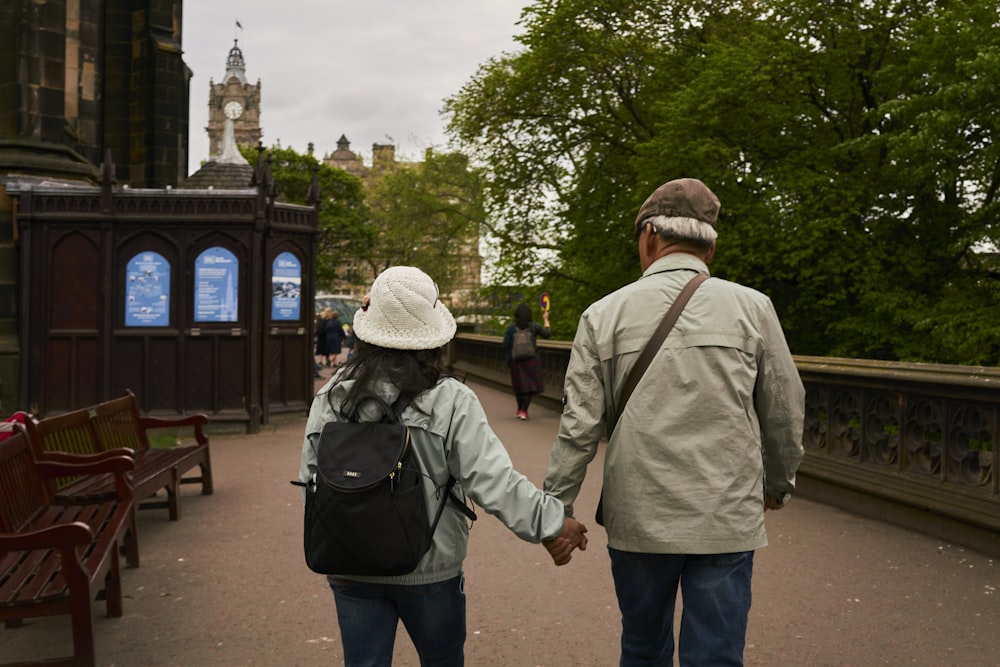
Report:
446,0,750,334
363,150,486,299
446,0,1000,364
243,144,373,290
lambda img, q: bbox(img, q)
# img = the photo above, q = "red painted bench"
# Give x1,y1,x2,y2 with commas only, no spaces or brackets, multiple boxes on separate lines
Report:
0,424,135,667
25,390,214,529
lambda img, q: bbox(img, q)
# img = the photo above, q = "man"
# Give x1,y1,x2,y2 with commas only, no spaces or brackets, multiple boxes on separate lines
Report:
544,178,805,666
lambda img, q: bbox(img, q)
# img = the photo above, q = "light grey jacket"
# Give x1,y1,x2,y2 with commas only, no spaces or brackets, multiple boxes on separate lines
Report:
299,374,566,584
544,253,805,554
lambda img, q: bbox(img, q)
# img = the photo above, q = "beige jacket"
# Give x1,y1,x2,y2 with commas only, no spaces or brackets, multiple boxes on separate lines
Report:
544,253,805,553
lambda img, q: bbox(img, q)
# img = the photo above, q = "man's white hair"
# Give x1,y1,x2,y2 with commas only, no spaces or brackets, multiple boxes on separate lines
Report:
644,215,718,246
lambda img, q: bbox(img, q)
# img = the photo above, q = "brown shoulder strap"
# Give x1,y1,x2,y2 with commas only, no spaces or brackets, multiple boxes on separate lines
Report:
612,272,709,430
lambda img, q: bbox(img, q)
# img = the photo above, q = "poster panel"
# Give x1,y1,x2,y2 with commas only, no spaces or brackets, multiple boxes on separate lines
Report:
125,251,170,327
271,252,302,321
194,247,239,323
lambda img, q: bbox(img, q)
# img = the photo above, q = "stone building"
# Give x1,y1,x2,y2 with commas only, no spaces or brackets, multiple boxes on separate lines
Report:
322,140,483,311
322,135,368,178
321,136,405,178
186,40,255,190
205,39,262,158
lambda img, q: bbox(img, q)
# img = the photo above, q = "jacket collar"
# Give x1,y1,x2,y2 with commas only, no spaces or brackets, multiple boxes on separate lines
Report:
641,253,710,279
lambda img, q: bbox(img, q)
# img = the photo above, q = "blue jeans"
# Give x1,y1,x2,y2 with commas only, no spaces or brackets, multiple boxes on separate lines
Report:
329,574,466,667
609,548,754,667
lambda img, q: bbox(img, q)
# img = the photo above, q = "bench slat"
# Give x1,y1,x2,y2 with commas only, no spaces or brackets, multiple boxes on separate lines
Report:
0,547,54,604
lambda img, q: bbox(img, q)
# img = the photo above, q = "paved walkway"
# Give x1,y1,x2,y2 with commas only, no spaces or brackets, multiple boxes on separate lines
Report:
3,376,999,666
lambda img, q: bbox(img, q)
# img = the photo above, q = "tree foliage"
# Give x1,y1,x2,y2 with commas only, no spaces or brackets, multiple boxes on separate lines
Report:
445,0,1000,364
243,145,487,301
242,144,372,289
363,150,486,297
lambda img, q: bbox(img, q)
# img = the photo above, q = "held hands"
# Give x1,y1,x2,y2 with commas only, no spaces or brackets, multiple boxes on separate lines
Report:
543,517,588,566
764,495,787,511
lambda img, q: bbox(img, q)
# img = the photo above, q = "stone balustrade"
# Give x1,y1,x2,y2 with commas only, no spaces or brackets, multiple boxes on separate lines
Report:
449,334,1000,556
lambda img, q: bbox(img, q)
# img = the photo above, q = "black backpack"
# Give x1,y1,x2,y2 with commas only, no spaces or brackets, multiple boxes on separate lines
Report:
293,396,476,576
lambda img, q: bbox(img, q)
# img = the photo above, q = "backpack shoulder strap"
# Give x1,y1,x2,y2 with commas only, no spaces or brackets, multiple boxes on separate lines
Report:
435,477,478,525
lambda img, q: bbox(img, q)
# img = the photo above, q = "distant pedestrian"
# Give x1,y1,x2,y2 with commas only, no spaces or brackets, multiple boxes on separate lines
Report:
323,309,345,367
502,303,551,420
342,323,357,361
314,311,329,372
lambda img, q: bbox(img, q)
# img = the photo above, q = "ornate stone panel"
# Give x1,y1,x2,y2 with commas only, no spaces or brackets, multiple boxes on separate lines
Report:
946,403,993,488
830,388,862,458
902,397,943,476
863,391,900,466
803,384,829,451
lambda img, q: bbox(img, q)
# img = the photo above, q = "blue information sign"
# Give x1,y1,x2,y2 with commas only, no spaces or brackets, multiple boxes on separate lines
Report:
125,251,171,327
194,247,239,323
271,252,302,321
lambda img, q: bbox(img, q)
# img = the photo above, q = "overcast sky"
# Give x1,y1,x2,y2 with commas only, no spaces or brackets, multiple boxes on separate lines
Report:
182,1,529,176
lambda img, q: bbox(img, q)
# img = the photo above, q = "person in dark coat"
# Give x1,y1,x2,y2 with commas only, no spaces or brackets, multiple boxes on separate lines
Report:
502,302,551,420
315,311,329,373
324,309,345,367
342,323,358,361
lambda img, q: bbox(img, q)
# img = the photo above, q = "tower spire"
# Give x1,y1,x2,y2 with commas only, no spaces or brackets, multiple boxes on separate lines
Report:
224,39,247,84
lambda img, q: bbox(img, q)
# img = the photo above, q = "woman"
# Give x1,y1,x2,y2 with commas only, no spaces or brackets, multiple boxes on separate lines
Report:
298,266,586,667
502,303,551,420
314,311,329,371
341,322,357,361
323,309,345,367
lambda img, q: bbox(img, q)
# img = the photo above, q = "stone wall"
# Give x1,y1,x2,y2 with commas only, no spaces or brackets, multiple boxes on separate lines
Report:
450,335,1000,556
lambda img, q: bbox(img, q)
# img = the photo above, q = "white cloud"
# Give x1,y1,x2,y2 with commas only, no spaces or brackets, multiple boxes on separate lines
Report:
183,0,527,173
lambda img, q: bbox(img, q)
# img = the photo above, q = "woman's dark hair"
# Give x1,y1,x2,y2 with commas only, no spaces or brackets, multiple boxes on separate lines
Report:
330,340,447,415
514,303,533,329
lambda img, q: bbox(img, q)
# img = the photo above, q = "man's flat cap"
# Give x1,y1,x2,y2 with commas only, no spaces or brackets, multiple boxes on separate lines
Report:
635,178,720,228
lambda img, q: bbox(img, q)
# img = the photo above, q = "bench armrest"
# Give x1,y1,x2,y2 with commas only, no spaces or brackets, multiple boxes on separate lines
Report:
35,455,135,478
0,521,93,551
139,413,209,446
35,455,136,503
37,448,136,464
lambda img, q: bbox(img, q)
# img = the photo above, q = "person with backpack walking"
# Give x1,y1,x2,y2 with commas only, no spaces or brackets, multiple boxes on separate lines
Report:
298,266,587,667
502,303,551,420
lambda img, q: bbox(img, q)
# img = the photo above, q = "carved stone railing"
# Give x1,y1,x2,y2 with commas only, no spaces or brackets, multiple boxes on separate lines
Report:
450,334,571,412
450,334,1000,555
795,356,998,554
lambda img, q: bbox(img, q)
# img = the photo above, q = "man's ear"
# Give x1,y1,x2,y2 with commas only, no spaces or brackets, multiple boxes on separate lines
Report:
705,241,717,262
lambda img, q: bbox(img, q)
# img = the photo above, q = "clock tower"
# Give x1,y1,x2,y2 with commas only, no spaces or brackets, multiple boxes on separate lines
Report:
206,39,262,158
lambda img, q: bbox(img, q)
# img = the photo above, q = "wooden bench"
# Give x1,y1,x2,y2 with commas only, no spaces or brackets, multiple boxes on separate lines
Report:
25,390,214,528
0,425,135,667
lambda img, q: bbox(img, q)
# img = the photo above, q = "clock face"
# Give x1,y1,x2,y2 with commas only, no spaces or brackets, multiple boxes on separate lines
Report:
224,101,243,120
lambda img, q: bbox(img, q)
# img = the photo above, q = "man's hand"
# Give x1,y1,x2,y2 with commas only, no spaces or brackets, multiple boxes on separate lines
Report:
765,495,787,511
543,517,588,566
